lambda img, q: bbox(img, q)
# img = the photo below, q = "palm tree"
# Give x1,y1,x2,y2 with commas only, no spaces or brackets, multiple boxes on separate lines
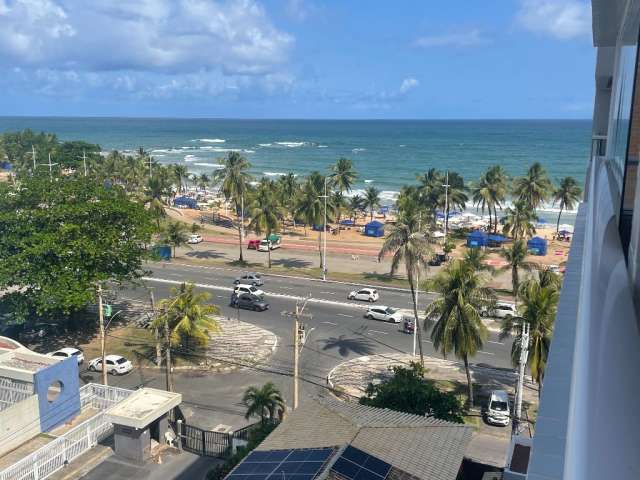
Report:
471,174,494,231
163,221,190,258
500,239,535,296
213,152,252,263
502,200,537,241
513,162,553,212
463,247,493,273
172,164,189,194
439,172,468,233
486,166,509,233
242,382,286,424
149,198,166,230
553,176,582,234
330,157,357,193
249,180,281,268
277,173,299,229
157,282,220,349
537,266,562,291
348,194,365,222
426,260,494,406
295,172,333,267
500,279,558,395
331,191,348,232
197,173,210,191
417,169,443,221
378,207,432,366
364,186,381,222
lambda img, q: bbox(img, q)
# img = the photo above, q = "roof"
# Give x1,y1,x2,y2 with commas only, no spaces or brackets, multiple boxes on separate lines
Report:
468,230,487,238
257,397,472,480
527,236,547,244
105,387,182,429
365,220,384,227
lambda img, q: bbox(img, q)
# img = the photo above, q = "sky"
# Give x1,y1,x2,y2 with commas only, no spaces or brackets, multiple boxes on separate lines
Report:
0,0,595,119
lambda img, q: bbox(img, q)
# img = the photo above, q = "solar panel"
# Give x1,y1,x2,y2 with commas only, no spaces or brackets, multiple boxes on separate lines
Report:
227,448,335,480
330,446,391,480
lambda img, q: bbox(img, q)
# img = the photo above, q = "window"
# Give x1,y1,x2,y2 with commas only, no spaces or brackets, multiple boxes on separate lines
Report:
116,358,127,364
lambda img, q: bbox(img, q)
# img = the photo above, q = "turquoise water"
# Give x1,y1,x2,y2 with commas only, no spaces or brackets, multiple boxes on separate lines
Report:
0,117,590,220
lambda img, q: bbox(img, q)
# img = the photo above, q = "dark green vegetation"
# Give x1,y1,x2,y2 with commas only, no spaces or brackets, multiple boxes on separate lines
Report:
360,362,466,423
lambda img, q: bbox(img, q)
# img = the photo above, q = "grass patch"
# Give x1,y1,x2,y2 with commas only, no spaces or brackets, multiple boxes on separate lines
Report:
463,415,482,431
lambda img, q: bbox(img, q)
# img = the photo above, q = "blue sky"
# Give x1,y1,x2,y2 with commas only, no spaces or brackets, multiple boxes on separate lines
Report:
0,0,595,119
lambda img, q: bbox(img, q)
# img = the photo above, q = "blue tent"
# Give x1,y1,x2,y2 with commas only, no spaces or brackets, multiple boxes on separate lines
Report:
378,206,390,215
364,220,385,237
174,196,197,209
467,230,488,247
312,224,325,231
340,219,355,226
488,234,508,247
153,245,172,260
527,236,548,256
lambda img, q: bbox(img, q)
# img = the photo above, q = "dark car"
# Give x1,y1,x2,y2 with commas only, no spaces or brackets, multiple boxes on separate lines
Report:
428,253,449,266
230,293,269,312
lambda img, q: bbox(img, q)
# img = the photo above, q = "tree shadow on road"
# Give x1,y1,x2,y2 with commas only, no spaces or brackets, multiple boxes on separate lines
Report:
320,335,375,357
186,250,226,259
271,258,312,269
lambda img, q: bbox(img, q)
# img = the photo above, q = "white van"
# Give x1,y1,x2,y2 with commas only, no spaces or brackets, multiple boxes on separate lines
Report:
486,390,510,426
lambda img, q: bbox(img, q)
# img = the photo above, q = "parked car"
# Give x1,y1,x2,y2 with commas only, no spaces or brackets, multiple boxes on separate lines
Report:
365,306,403,323
187,234,203,244
486,390,511,426
428,253,449,266
88,355,133,375
481,301,517,319
233,284,265,298
233,272,264,286
48,347,85,365
247,239,261,250
230,293,269,311
347,288,379,303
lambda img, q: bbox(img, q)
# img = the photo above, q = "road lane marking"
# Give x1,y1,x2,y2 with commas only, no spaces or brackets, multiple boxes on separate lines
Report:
478,350,495,355
368,330,388,335
336,314,353,318
322,321,338,325
487,340,504,345
422,340,433,343
320,291,336,295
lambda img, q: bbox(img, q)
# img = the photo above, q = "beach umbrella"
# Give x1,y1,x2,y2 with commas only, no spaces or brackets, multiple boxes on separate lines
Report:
558,224,574,233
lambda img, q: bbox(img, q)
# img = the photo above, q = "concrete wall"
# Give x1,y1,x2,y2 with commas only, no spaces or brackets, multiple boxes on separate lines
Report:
33,356,80,432
0,395,40,457
114,424,151,463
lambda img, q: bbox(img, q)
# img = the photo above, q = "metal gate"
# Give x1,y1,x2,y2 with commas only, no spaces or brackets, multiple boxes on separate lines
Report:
181,423,231,458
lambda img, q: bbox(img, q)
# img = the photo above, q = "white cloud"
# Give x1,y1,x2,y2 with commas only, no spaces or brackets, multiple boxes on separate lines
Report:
0,0,293,75
286,0,314,21
399,77,419,94
517,0,591,40
414,29,488,48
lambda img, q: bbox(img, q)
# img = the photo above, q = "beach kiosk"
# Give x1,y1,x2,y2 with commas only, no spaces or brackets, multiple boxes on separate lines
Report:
488,234,508,248
105,388,182,463
364,220,385,237
527,236,548,256
467,230,488,247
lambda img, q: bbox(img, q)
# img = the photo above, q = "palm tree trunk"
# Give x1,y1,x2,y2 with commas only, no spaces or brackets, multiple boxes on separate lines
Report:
512,265,519,297
493,205,498,233
238,222,244,263
463,354,474,407
268,243,272,268
173,245,176,258
556,205,563,235
408,274,424,368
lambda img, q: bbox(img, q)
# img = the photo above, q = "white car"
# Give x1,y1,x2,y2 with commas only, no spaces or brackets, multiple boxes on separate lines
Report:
258,240,281,252
481,301,517,319
234,284,265,298
88,355,133,375
187,234,203,244
548,265,562,274
365,306,403,323
48,347,84,365
348,288,379,303
486,390,510,426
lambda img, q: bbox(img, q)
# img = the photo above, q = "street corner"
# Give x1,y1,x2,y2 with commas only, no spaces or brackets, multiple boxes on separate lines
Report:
201,316,278,372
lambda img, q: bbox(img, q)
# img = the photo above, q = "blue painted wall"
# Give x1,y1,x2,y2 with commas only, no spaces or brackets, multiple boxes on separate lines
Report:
33,357,80,432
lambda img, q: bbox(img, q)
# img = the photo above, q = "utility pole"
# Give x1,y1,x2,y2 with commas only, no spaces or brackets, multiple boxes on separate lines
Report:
82,150,88,177
442,171,450,243
320,177,329,281
513,321,530,436
40,153,58,182
149,289,162,368
31,145,36,173
413,212,422,357
164,314,173,392
282,296,312,409
97,283,107,386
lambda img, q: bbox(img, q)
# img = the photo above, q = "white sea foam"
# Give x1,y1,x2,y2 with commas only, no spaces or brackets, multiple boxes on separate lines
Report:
198,138,226,143
318,145,328,148
364,179,374,183
275,141,306,148
352,148,366,153
258,143,272,147
263,172,287,177
380,190,400,202
194,163,224,169
399,144,406,147
244,149,256,154
184,155,200,161
151,149,171,153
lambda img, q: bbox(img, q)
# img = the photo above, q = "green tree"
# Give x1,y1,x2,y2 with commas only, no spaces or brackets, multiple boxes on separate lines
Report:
197,173,210,191
359,362,466,423
364,186,381,222
330,157,357,193
57,141,102,170
157,282,220,349
553,176,582,234
213,152,252,263
163,221,190,257
331,190,349,232
462,247,493,273
502,200,537,241
472,166,508,233
513,162,553,211
416,169,443,222
276,173,299,229
501,279,558,395
348,194,365,222
296,172,334,268
172,164,189,194
378,204,432,366
537,266,562,290
439,172,468,233
242,382,286,424
249,180,281,268
500,239,535,296
0,176,154,322
426,260,494,406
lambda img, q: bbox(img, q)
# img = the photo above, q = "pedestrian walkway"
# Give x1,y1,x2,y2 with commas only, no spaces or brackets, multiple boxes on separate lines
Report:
202,317,277,372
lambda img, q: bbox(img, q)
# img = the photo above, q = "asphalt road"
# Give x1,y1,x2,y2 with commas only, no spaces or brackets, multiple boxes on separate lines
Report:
81,261,515,429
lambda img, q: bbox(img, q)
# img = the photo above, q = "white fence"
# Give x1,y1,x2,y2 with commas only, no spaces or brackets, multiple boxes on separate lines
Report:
0,384,133,480
0,378,32,412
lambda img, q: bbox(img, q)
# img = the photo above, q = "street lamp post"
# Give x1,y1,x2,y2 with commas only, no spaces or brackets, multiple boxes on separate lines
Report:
319,177,329,281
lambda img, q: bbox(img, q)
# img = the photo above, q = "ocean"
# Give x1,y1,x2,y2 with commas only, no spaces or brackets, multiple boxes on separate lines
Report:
0,117,591,223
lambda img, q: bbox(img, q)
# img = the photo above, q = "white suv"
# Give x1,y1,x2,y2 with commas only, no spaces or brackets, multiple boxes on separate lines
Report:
348,288,379,303
486,390,510,426
88,355,133,375
234,284,265,298
365,306,403,323
481,301,517,319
